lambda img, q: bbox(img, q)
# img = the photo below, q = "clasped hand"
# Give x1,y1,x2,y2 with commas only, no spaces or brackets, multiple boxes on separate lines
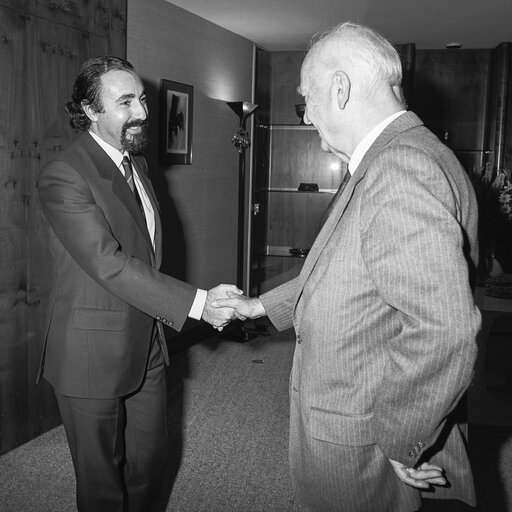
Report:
211,291,266,323
201,284,246,331
202,288,267,331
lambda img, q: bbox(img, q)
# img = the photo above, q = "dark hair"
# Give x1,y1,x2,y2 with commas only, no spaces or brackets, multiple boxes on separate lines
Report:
66,56,135,131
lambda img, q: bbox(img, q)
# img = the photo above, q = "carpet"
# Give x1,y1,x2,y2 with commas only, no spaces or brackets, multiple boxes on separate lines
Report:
2,327,512,511
0,327,305,512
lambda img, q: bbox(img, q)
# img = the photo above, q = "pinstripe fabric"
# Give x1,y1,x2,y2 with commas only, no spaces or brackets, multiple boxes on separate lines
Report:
261,112,481,512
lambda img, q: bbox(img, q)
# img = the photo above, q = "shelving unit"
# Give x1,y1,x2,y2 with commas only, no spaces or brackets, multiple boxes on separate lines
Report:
264,188,338,193
251,121,347,293
249,50,352,294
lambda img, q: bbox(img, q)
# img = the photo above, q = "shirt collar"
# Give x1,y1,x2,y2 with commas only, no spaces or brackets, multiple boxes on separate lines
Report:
348,110,406,175
89,130,128,168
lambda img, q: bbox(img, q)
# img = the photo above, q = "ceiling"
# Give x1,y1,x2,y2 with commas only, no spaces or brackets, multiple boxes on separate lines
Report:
167,0,511,51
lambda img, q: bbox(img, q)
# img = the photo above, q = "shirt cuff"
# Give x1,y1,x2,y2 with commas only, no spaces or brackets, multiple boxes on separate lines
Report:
188,288,207,320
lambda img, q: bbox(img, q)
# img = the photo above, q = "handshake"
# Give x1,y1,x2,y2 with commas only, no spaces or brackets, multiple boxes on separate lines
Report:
201,284,266,331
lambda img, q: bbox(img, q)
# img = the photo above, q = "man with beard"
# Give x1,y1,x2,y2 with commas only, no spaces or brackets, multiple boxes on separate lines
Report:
37,56,239,511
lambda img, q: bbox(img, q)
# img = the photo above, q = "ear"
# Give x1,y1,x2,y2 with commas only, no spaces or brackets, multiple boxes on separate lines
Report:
81,101,98,123
333,70,350,110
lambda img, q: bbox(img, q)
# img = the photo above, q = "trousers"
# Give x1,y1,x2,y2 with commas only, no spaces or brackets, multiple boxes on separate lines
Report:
55,339,168,512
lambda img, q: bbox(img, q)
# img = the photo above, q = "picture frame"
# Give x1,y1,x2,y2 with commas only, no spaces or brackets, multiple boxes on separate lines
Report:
159,79,193,164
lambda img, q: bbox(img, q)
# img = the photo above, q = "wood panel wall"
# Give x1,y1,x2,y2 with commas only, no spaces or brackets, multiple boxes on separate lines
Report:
0,0,126,455
412,49,492,173
490,43,512,171
412,46,511,175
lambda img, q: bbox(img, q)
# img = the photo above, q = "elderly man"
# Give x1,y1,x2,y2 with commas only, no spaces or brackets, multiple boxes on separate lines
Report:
215,22,480,512
38,56,238,511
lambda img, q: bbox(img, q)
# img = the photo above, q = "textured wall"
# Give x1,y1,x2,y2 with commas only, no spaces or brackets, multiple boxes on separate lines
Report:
128,0,254,290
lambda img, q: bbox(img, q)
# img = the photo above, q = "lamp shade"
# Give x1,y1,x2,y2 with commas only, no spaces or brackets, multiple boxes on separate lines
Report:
227,101,258,128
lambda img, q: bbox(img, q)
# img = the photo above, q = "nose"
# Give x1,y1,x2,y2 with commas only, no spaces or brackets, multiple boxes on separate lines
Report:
132,99,148,120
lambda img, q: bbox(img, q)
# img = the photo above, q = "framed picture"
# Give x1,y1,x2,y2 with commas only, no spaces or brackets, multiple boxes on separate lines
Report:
159,79,193,164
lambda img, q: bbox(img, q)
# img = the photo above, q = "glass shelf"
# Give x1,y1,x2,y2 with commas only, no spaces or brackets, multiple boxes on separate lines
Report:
256,124,317,131
262,245,311,258
262,187,336,194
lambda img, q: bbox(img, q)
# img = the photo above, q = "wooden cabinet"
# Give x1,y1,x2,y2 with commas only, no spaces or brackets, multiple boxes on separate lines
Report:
250,41,512,294
253,124,346,293
250,50,347,294
411,49,492,173
488,43,512,173
265,125,344,251
250,46,411,295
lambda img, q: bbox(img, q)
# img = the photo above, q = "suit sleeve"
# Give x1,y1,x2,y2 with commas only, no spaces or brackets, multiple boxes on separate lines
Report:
260,277,298,331
38,159,196,331
360,146,480,465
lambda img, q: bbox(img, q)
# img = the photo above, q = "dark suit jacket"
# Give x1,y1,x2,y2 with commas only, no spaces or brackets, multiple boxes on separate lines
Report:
261,112,481,511
38,132,196,399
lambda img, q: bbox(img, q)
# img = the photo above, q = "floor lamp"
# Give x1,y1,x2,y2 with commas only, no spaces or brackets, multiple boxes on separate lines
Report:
224,101,259,342
227,101,258,289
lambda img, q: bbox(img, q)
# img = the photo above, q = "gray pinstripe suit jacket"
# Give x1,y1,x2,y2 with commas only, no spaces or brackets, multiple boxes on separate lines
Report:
261,112,481,512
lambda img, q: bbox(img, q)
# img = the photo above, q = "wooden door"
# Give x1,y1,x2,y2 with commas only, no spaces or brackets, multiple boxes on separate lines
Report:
27,17,110,444
0,6,35,451
0,1,125,455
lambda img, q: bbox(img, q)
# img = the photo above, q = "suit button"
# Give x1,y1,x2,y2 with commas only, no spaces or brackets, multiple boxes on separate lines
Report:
156,315,162,321
169,321,174,326
296,335,302,344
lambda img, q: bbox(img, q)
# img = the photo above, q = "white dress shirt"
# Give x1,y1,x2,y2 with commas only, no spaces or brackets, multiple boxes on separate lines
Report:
348,110,406,175
89,131,206,319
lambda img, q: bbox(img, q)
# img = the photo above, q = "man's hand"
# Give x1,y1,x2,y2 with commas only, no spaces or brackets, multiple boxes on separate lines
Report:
389,459,447,490
211,291,266,320
202,284,243,331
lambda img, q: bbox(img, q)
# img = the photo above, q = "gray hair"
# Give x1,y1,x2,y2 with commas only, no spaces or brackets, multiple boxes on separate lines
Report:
307,22,403,97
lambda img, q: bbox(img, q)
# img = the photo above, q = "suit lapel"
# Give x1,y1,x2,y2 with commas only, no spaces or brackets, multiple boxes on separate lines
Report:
296,168,364,297
294,112,423,304
85,134,156,260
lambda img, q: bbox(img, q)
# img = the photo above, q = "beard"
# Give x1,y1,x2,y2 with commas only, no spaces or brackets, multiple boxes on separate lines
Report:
120,119,149,153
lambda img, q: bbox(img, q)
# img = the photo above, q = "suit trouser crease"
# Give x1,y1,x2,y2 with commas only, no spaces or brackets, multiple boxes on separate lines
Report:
55,339,168,512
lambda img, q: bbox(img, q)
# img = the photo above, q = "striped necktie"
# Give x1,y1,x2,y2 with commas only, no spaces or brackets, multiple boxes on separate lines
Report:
121,155,145,215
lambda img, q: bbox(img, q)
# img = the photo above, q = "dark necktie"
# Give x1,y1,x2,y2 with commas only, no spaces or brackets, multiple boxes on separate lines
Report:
121,155,145,217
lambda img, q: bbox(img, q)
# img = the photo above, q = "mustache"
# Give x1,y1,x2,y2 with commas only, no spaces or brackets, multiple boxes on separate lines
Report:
123,119,149,129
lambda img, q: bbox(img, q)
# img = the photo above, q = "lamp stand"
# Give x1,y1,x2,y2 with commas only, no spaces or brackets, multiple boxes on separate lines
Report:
221,101,260,343
236,149,246,289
